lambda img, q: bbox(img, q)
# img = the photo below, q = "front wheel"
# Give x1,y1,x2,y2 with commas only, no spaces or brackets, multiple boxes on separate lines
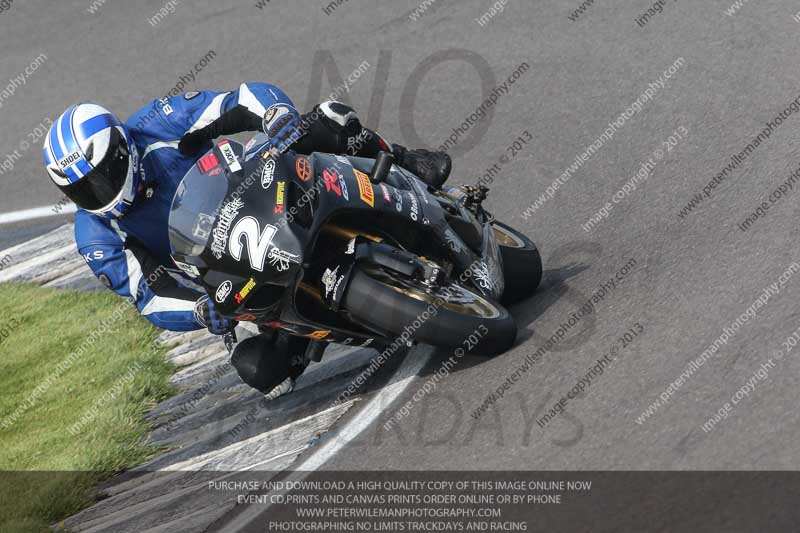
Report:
492,221,542,305
342,265,517,356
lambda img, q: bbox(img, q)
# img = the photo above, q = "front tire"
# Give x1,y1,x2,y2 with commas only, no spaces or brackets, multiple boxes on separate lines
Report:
492,221,542,305
342,265,517,356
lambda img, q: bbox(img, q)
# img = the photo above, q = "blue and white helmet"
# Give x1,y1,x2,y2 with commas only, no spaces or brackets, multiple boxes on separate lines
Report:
43,103,141,219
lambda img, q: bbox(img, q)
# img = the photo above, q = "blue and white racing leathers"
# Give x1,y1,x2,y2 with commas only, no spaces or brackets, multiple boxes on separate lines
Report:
75,83,295,331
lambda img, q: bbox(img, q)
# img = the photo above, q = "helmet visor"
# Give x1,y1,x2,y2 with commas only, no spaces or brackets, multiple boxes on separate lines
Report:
60,128,130,211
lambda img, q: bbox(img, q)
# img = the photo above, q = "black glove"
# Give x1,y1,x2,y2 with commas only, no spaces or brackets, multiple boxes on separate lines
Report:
194,295,237,335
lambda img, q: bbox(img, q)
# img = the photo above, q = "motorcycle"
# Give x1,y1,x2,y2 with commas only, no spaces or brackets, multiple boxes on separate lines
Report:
168,135,542,358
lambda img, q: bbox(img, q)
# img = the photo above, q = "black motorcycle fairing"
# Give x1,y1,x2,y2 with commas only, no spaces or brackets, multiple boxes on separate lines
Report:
298,153,504,304
169,145,308,318
168,139,508,346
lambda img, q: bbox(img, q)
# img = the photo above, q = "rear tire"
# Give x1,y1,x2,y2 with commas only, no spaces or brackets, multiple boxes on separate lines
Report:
342,266,517,356
492,220,542,305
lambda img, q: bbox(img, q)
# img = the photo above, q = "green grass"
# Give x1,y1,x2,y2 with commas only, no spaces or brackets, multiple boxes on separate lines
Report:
0,283,176,532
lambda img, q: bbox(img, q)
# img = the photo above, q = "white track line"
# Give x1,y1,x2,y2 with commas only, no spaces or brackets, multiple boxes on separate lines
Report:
219,345,433,532
296,345,432,470
0,204,76,225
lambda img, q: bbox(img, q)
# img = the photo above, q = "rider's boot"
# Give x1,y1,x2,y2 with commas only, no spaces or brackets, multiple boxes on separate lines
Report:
231,329,310,401
392,144,452,189
264,352,309,400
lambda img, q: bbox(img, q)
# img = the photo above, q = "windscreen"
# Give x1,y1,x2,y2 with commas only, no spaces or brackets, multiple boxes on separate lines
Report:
168,168,229,259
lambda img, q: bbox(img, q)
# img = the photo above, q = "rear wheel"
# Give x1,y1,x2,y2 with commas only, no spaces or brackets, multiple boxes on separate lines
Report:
492,221,542,305
342,265,517,356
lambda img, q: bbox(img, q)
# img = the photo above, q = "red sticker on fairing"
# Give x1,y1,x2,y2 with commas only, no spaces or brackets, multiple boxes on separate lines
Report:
197,153,219,174
323,168,342,196
296,157,312,182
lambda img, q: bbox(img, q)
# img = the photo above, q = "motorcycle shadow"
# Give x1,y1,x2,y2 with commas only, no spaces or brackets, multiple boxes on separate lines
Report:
509,260,594,349
406,260,594,381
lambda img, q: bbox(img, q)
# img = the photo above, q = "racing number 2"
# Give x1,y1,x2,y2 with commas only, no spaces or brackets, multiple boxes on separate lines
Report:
228,216,278,272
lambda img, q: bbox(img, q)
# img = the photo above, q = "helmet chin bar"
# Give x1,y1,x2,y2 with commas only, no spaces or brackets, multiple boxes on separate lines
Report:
88,141,140,219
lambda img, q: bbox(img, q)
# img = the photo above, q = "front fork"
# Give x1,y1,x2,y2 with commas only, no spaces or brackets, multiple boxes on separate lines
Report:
430,188,506,300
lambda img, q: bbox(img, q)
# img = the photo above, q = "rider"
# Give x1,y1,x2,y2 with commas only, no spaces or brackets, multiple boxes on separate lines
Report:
43,82,451,400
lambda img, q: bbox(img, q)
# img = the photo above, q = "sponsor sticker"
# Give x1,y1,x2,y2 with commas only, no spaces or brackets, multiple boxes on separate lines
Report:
211,197,244,259
83,250,104,263
407,191,419,221
274,181,285,214
322,266,343,299
236,313,257,321
268,247,300,272
354,169,374,207
296,157,311,181
158,97,174,116
323,168,343,197
346,129,370,155
216,280,233,303
261,158,275,189
339,172,349,200
473,261,499,291
174,260,200,278
305,330,331,340
197,153,219,174
218,140,241,173
235,277,257,304
58,151,82,170
445,228,463,253
379,183,392,205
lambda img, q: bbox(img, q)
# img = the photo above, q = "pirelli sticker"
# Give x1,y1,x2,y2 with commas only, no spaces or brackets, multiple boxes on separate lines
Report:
354,169,374,207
